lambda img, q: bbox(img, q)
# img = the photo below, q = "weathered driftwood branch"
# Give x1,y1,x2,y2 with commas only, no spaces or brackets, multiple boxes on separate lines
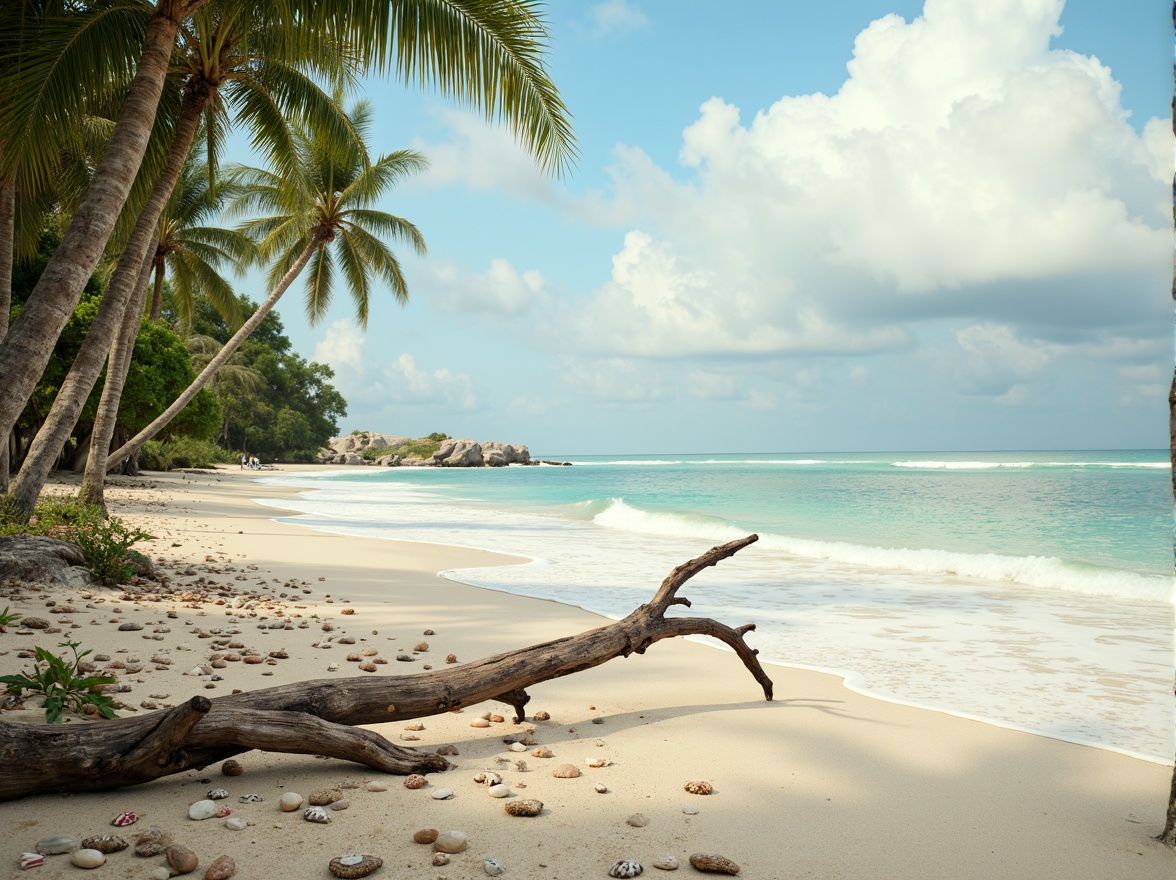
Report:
0,536,770,801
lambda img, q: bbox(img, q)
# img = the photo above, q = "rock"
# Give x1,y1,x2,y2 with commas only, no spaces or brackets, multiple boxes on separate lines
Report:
469,717,490,728
167,844,200,874
70,849,106,869
482,442,531,466
279,792,304,811
609,859,643,878
594,782,608,794
433,830,469,854
328,799,350,811
328,854,383,878
189,798,220,820
487,783,511,798
403,774,427,789
684,780,713,795
224,817,247,831
35,835,77,855
0,535,89,587
432,438,484,467
309,787,342,805
533,710,550,721
204,855,236,879
365,782,387,792
552,763,580,778
504,799,543,817
21,616,50,629
626,813,649,828
530,747,553,758
303,806,331,824
509,742,527,752
688,854,740,875
586,757,610,768
484,856,505,876
151,869,172,880
221,759,243,776
651,855,680,871
681,805,700,815
432,853,450,867
80,835,128,854
435,744,459,756
430,787,454,800
412,829,439,844
133,827,172,856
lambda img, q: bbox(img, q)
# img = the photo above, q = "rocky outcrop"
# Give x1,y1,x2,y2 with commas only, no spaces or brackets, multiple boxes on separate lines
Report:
432,438,484,467
317,434,538,467
317,432,410,465
481,442,531,467
0,535,90,588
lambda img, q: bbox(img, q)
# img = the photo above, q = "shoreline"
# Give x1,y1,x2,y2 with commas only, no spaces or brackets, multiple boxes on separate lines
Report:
0,464,1172,878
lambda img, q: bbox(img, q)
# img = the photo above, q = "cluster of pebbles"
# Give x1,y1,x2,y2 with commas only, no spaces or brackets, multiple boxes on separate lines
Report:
24,822,236,877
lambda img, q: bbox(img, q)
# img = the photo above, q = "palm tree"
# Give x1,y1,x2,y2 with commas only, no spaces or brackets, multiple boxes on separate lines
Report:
0,0,576,462
105,100,427,470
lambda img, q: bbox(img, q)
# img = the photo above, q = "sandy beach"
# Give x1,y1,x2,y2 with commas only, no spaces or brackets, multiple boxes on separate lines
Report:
0,464,1171,879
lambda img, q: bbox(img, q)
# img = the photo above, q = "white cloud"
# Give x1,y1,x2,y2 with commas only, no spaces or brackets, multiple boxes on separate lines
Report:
588,0,648,36
313,320,366,372
383,354,480,410
425,258,552,316
951,323,1050,398
559,357,663,404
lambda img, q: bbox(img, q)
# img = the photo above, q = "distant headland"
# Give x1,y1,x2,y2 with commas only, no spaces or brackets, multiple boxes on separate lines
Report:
317,431,571,467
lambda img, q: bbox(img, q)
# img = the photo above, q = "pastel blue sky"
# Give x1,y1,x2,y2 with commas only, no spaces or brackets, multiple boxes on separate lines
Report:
236,0,1173,454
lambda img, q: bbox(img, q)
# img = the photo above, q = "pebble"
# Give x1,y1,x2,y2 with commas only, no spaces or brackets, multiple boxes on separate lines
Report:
204,855,236,879
552,763,580,778
504,799,543,817
413,829,439,844
626,813,649,827
365,781,387,792
682,805,700,815
134,827,172,856
432,853,450,867
80,835,128,853
609,859,643,878
688,853,740,875
304,806,331,823
225,817,247,830
509,741,527,752
436,744,459,756
433,830,469,853
70,849,106,869
279,792,304,811
469,717,490,728
35,835,78,855
586,757,610,768
328,854,382,878
487,783,511,798
328,799,350,811
189,799,220,820
533,710,550,721
167,843,200,874
684,780,713,795
309,787,342,805
430,788,454,800
484,856,505,876
151,869,172,880
221,759,243,776
594,782,609,794
651,855,680,871
207,787,229,799
530,747,553,758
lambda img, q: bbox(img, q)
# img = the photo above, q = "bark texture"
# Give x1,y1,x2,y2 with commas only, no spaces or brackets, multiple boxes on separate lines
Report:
0,536,771,801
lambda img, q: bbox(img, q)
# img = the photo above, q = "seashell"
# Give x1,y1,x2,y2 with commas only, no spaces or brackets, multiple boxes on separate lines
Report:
403,774,428,789
204,854,236,879
166,843,199,874
303,806,331,824
627,813,649,827
445,653,457,663
609,859,644,878
412,828,439,844
484,856,505,876
504,798,543,817
81,835,128,854
340,608,354,615
279,792,304,811
586,757,610,768
432,853,450,867
594,782,608,794
530,746,553,758
487,783,511,798
514,760,528,772
474,771,501,785
35,835,78,855
432,830,468,853
552,763,580,778
134,827,172,856
430,787,454,800
20,853,45,869
436,744,459,756
238,793,263,803
112,810,140,826
469,717,490,728
309,788,342,805
221,759,243,776
533,710,550,721
684,780,713,795
189,799,219,820
70,848,107,869
651,854,680,870
328,854,382,879
207,787,229,799
688,853,740,875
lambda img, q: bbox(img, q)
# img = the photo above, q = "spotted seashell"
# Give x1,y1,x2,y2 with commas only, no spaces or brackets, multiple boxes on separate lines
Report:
80,835,128,854
688,853,740,875
238,793,263,803
111,810,139,826
328,854,382,878
609,859,644,878
484,857,505,876
684,780,713,795
207,788,229,800
20,853,46,869
403,774,428,790
309,788,342,805
303,806,331,824
504,798,543,817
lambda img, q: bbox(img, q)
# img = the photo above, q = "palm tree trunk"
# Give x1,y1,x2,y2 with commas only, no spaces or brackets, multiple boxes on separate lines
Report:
7,74,210,518
79,258,158,508
148,256,166,321
0,1,198,452
0,174,14,494
107,238,320,469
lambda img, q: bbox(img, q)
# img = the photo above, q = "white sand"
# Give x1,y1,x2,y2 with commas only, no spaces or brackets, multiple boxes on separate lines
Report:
0,464,1172,879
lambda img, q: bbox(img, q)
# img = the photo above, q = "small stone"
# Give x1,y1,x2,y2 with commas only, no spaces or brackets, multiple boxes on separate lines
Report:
221,759,243,776
118,622,143,631
189,799,220,820
152,869,172,880
430,787,454,800
133,827,172,856
328,799,350,811
309,787,342,805
224,817,247,831
279,792,304,811
403,774,427,790
681,805,700,815
365,781,387,792
80,835,128,854
207,787,229,800
626,812,649,827
432,853,450,867
484,856,505,876
167,843,200,874
609,859,643,878
445,653,457,663
433,830,469,853
436,744,459,756
586,757,610,768
684,780,713,795
414,642,428,652
651,854,680,871
594,782,608,794
303,806,331,823
530,746,553,758
552,763,580,778
204,855,236,879
533,710,550,721
504,799,543,817
403,722,425,731
35,835,78,855
474,772,502,785
328,854,382,878
688,854,740,875
469,717,490,728
413,828,439,844
487,783,511,798
70,849,106,869
509,741,527,752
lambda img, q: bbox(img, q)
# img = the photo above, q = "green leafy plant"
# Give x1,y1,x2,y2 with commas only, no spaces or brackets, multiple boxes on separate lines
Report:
72,516,155,587
0,606,20,632
0,641,117,723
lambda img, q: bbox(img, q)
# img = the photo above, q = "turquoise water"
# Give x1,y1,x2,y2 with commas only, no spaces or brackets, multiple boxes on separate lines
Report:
259,450,1174,762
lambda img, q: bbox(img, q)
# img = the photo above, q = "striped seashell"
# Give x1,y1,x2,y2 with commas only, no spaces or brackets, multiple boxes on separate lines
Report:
111,811,139,827
303,806,331,824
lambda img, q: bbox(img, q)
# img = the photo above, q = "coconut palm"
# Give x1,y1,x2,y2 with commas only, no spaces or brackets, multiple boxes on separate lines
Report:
104,100,427,475
0,0,577,476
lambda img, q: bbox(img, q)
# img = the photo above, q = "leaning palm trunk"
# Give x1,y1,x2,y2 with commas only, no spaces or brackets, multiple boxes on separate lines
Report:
7,81,210,517
0,175,13,493
0,3,194,449
80,254,160,507
107,238,320,469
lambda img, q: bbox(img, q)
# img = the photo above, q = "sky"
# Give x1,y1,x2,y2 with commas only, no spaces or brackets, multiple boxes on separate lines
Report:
232,0,1173,455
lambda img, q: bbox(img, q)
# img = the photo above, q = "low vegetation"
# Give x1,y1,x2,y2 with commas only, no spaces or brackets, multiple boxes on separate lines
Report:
0,641,117,723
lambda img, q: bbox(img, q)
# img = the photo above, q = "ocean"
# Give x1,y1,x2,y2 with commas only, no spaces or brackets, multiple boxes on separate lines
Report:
257,450,1174,763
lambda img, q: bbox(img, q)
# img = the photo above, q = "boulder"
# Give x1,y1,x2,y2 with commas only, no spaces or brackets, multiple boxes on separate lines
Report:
432,439,483,468
375,454,402,467
482,448,507,467
0,535,90,587
481,442,530,466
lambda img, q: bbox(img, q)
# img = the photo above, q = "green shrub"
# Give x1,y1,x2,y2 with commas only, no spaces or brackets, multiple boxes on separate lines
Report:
0,640,117,722
0,495,104,538
427,432,449,442
73,516,155,587
140,436,234,470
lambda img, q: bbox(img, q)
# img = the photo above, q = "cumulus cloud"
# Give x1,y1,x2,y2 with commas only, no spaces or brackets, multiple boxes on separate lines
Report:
383,354,479,410
424,258,552,316
313,320,366,372
588,0,648,36
950,323,1050,398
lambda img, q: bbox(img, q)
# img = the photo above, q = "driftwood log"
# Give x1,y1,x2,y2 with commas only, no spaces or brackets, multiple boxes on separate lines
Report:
0,535,771,801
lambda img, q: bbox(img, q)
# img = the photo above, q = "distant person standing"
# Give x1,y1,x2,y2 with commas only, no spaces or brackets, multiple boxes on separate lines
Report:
240,453,247,469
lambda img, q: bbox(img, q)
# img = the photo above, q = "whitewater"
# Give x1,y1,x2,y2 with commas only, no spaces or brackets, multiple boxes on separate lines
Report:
257,450,1174,764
